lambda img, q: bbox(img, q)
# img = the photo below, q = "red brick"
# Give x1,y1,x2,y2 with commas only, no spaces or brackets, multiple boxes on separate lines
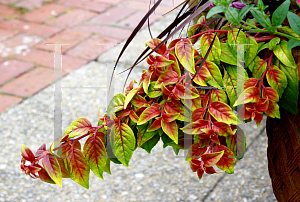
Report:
0,5,20,17
117,11,160,29
22,3,70,23
0,60,34,85
0,0,17,4
14,0,43,10
36,29,90,53
66,35,119,60
58,0,110,13
120,1,172,15
89,6,136,25
0,94,22,113
0,19,62,37
71,24,132,40
46,9,98,28
0,28,18,42
16,49,88,71
135,0,182,7
0,67,55,97
93,0,122,5
0,33,44,58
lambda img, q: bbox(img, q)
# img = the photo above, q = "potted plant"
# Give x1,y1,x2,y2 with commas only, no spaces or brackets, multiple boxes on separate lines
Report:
20,0,300,201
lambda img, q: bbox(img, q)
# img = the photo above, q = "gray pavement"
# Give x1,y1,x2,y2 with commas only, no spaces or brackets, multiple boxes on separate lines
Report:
0,9,277,202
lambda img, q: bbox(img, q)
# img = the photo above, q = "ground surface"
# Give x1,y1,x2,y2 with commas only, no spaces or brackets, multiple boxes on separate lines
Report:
0,1,277,201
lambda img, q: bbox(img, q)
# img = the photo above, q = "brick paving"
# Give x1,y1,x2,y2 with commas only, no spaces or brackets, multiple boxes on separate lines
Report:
0,0,183,113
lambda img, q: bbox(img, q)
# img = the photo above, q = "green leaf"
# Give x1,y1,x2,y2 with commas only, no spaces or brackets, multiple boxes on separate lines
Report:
278,64,299,114
273,41,297,69
227,29,247,45
220,42,237,65
42,154,62,188
124,88,139,109
205,61,223,87
238,4,254,22
206,5,226,19
148,81,162,98
225,7,239,24
287,38,300,50
63,118,93,138
245,37,258,68
272,0,290,26
140,134,160,154
250,8,271,29
287,11,300,36
200,33,221,62
223,66,237,108
114,123,136,167
268,37,280,50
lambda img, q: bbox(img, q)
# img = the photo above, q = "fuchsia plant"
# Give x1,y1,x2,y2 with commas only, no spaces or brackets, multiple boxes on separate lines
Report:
21,0,300,189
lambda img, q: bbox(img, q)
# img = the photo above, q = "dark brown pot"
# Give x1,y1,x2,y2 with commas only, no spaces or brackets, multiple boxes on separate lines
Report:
266,48,300,202
266,104,300,202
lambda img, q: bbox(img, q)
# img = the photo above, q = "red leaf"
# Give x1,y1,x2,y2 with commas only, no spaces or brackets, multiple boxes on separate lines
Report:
197,169,205,180
255,98,269,112
162,113,180,123
129,110,139,123
137,105,161,125
147,119,162,132
200,93,209,108
262,87,279,102
64,142,90,189
202,150,224,167
155,55,174,67
143,72,152,94
182,120,209,134
253,111,263,127
83,132,109,179
38,169,55,184
56,157,70,178
21,144,35,162
209,101,238,125
145,38,167,55
186,143,208,161
167,53,181,77
190,159,202,172
164,101,185,121
131,95,149,108
175,38,195,74
234,86,260,106
244,78,258,89
146,55,155,65
192,108,206,122
205,166,219,174
35,143,46,157
161,119,178,144
213,145,235,174
125,80,136,95
266,68,287,97
42,154,62,187
63,118,93,138
193,64,211,86
155,70,178,88
168,39,181,55
265,100,280,118
212,122,235,137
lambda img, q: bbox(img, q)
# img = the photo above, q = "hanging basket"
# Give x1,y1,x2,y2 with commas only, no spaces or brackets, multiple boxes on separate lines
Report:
266,48,300,202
